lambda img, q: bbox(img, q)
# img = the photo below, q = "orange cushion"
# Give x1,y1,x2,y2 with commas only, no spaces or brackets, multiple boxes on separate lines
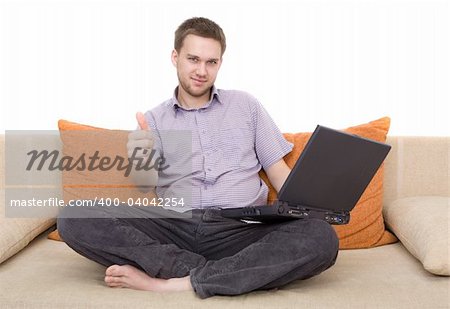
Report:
49,120,157,241
47,230,62,241
260,117,397,249
51,118,398,249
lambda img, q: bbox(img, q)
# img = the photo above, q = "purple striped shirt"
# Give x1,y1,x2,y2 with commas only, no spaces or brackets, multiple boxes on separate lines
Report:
144,86,293,211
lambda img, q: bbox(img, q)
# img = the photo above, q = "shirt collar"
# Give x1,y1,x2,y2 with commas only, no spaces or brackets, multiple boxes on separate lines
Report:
170,85,222,113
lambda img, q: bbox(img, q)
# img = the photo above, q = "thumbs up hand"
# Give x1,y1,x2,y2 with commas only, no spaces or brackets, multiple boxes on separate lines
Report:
136,111,149,130
127,112,154,159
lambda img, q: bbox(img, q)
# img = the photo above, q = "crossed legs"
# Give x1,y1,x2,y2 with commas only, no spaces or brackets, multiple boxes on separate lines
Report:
57,206,339,298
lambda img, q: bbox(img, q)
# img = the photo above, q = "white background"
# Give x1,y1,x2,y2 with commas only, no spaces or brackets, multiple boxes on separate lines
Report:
0,0,449,135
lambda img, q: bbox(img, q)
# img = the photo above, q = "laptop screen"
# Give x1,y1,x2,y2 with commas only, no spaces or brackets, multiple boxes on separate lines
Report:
277,126,391,212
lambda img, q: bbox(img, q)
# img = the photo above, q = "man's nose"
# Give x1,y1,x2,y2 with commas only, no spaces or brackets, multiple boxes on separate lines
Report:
196,62,207,76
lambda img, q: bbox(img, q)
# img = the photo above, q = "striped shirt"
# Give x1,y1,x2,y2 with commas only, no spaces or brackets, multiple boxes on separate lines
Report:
145,86,293,211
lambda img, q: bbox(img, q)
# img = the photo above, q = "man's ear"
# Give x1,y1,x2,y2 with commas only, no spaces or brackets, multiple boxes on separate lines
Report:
171,49,178,67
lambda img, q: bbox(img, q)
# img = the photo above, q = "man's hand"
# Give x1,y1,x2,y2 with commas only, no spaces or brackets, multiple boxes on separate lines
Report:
127,112,154,159
127,112,158,190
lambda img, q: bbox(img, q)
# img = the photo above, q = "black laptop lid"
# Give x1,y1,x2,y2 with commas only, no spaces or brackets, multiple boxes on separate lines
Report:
278,125,391,212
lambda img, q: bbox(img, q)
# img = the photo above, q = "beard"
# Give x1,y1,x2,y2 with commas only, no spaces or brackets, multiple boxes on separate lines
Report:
177,72,213,99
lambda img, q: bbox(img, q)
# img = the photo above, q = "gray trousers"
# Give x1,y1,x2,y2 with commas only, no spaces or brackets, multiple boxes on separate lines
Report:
57,205,339,299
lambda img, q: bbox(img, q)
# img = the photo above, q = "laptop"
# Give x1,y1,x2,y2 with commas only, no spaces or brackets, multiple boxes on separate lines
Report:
220,125,391,225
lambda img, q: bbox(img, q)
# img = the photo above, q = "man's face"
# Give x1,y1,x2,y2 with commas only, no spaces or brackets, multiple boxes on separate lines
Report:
172,34,222,99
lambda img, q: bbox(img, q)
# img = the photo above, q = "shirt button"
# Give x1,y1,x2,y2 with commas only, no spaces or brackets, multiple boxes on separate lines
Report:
202,130,206,134
207,168,211,171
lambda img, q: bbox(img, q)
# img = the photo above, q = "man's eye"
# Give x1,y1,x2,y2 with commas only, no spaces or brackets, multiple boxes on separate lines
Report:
208,60,217,65
188,58,198,62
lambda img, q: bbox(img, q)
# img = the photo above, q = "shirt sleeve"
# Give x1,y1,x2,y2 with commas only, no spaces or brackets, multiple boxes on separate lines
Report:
250,97,293,170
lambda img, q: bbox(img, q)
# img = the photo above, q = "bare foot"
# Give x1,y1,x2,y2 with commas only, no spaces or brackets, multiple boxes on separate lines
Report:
104,265,192,292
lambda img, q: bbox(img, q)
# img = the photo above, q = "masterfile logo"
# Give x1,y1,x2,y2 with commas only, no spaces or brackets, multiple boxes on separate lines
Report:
4,130,194,219
25,147,168,177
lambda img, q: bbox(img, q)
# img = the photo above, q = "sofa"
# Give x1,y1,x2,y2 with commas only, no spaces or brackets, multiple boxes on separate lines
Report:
0,133,449,309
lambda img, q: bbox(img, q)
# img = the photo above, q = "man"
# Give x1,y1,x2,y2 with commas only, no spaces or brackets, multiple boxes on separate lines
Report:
57,17,339,299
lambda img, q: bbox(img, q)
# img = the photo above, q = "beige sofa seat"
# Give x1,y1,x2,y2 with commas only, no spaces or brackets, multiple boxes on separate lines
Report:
0,232,447,308
0,135,449,308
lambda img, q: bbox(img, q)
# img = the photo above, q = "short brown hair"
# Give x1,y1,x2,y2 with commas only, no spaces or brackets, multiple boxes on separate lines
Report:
174,17,226,56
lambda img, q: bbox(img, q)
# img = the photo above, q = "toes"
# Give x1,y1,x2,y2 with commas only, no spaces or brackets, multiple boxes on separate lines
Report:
105,265,122,276
107,283,124,288
105,265,117,276
105,279,124,288
105,275,128,288
106,280,125,288
105,265,135,289
105,275,120,284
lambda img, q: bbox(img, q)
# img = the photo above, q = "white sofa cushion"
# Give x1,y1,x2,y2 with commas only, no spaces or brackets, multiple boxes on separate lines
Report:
0,133,58,264
0,189,55,264
383,196,450,275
